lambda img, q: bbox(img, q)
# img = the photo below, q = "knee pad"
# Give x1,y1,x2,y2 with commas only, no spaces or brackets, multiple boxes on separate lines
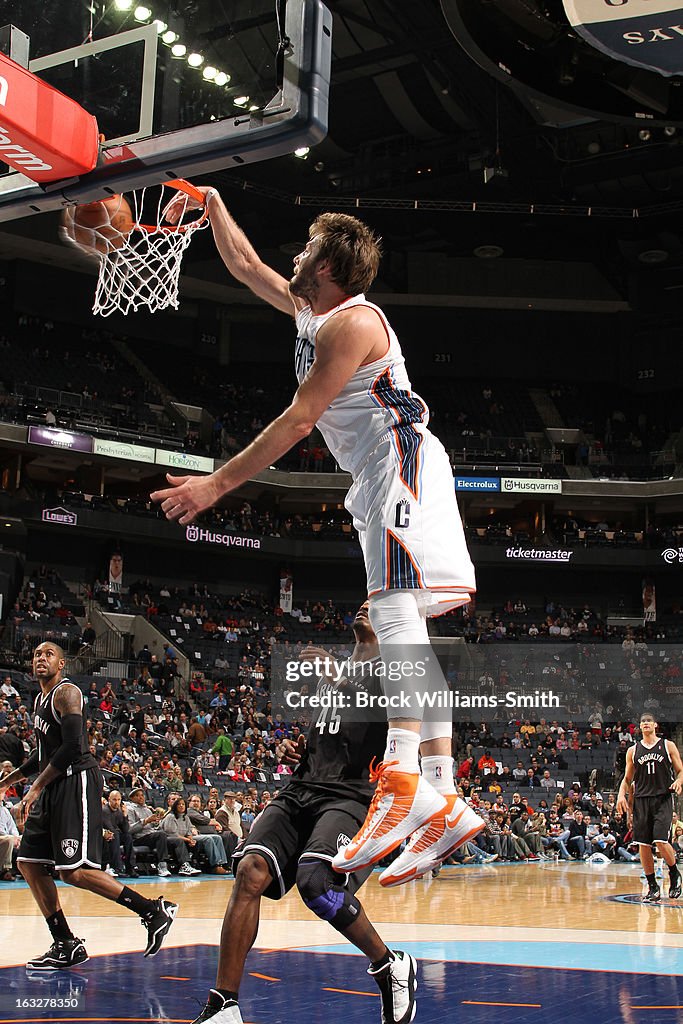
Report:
296,859,361,932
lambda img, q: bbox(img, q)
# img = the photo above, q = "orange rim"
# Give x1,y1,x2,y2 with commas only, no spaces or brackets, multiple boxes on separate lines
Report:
136,178,210,234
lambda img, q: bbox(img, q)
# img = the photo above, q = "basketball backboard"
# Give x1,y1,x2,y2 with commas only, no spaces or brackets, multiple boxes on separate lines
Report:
0,0,331,221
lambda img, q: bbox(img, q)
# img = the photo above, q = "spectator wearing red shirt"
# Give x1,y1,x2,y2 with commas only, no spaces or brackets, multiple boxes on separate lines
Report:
478,750,498,775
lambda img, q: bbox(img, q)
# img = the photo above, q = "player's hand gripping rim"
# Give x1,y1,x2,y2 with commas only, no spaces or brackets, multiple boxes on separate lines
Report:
162,185,217,225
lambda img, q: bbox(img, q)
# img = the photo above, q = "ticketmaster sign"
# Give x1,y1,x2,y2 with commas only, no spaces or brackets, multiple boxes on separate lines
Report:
500,478,562,494
506,546,573,563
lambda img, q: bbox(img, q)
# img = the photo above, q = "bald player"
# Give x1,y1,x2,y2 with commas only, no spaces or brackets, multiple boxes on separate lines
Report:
0,642,177,969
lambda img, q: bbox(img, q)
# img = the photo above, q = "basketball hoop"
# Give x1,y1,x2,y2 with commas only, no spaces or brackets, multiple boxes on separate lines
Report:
82,180,211,317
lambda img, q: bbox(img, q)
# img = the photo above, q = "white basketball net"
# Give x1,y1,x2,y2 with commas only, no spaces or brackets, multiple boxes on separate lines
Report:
91,183,210,317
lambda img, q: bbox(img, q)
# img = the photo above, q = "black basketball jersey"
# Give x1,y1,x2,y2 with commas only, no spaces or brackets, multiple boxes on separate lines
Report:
633,738,674,798
294,659,386,801
33,678,97,776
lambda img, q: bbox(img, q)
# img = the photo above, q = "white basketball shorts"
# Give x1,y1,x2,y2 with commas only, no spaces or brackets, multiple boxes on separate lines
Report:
344,427,476,616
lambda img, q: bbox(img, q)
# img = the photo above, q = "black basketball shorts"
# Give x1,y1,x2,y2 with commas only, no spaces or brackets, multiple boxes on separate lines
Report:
632,793,674,846
233,783,372,901
18,766,104,870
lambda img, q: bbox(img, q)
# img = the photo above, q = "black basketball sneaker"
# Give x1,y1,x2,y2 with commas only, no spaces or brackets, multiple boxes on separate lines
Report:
26,938,89,971
191,990,244,1024
643,882,661,903
669,868,682,899
368,950,418,1024
142,897,178,957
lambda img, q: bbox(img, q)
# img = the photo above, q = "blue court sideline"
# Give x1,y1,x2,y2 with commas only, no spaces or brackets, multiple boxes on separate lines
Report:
2,943,683,1024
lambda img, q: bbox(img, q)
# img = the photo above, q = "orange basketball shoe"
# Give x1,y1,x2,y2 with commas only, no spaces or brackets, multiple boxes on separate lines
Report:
331,760,447,874
378,794,485,887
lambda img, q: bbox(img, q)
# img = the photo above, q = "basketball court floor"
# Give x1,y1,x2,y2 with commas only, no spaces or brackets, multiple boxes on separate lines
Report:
1,862,682,1024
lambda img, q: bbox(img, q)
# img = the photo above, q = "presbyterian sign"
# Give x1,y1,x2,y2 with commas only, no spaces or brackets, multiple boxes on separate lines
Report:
563,1,683,77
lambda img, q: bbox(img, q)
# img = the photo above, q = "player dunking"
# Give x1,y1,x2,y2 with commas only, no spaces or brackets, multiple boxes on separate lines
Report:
0,642,177,969
192,602,417,1024
152,193,482,883
617,712,683,902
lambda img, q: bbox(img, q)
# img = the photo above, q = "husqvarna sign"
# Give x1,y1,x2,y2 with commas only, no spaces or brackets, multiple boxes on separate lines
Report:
563,1,683,76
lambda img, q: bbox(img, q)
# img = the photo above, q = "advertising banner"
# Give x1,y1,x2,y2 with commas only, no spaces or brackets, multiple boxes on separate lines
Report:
455,477,500,492
563,1,683,77
500,478,562,494
279,571,293,613
185,525,262,551
506,546,574,563
41,507,78,526
94,438,155,463
108,551,124,593
642,578,656,622
29,426,93,453
156,449,214,473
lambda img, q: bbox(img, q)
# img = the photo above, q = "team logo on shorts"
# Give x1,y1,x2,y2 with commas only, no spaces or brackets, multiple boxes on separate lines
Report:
61,839,79,859
394,500,411,529
337,833,351,850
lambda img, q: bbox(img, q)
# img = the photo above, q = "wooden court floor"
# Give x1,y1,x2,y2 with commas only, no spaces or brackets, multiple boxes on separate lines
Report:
1,862,682,1024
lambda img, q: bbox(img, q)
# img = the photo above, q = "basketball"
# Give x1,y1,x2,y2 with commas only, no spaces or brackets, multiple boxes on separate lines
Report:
63,194,135,255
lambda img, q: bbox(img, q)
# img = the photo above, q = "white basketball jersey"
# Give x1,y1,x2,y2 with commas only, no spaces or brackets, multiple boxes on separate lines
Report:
294,294,430,475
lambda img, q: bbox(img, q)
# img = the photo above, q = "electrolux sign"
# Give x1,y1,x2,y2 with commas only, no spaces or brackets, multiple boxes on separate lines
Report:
455,477,500,492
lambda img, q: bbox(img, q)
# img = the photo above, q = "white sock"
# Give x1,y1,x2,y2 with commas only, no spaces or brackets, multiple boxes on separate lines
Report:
420,755,454,794
384,728,420,774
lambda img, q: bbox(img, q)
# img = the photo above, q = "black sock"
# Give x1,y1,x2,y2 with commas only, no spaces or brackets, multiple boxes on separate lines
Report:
670,864,680,878
46,909,75,942
116,885,156,918
208,989,238,1007
646,872,657,886
371,949,394,972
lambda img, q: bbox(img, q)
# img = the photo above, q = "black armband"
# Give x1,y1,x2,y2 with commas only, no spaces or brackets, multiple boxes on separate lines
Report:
19,749,40,779
49,714,84,772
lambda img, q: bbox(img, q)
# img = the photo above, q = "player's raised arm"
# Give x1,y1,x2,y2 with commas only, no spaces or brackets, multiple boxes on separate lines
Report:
164,186,298,317
666,739,683,795
151,307,380,524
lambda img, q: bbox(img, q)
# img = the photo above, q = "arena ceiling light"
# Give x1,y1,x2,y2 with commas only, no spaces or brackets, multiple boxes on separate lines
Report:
233,95,250,107
294,146,309,158
113,4,232,95
473,244,504,258
638,249,668,264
